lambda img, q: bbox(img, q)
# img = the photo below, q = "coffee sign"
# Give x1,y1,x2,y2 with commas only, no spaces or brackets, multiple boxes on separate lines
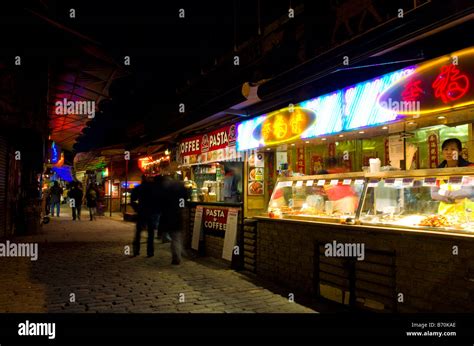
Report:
179,124,236,157
203,207,229,236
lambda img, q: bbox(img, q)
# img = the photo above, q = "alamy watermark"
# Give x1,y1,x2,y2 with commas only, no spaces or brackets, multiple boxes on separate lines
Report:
55,98,95,118
380,98,420,114
18,320,55,339
324,240,365,261
0,241,38,261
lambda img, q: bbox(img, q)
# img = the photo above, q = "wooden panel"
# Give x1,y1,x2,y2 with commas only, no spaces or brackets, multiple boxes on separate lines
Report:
0,137,7,237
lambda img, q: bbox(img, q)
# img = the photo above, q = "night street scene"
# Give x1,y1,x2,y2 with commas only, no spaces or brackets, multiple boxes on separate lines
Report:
1,0,474,344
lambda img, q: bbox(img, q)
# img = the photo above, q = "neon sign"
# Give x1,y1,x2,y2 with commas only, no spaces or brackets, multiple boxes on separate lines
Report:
432,64,469,103
251,107,316,145
401,80,424,102
49,141,60,164
378,47,474,114
237,67,414,151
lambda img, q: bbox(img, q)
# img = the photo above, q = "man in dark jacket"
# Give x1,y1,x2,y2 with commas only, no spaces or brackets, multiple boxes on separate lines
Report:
159,175,188,264
131,175,161,257
49,181,63,217
68,182,84,221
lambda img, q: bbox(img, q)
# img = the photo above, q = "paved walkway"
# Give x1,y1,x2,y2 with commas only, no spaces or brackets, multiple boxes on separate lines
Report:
0,206,316,313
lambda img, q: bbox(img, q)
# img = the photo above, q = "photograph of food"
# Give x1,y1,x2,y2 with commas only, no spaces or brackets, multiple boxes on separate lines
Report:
248,181,264,195
249,167,264,181
248,153,255,166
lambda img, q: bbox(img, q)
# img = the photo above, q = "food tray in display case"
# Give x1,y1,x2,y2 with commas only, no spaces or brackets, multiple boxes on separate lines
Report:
359,167,474,234
267,172,366,223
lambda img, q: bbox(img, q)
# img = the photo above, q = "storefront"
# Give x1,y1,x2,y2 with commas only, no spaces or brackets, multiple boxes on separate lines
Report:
236,47,474,312
178,124,245,264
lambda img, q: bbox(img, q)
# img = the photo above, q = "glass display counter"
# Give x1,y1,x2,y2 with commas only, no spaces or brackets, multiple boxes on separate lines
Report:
267,172,366,223
266,167,474,235
360,167,474,234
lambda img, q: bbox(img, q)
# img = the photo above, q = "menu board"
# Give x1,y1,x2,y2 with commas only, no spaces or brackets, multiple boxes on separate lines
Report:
248,164,264,195
249,167,264,181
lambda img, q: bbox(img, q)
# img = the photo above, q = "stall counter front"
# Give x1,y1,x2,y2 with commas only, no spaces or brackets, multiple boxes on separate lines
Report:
246,167,474,312
183,201,244,266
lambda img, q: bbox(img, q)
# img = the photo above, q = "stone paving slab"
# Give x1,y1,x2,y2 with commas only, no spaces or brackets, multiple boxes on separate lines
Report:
0,209,316,313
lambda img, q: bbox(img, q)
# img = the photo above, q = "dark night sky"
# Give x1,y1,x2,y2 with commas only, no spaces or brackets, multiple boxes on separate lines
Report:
0,0,305,96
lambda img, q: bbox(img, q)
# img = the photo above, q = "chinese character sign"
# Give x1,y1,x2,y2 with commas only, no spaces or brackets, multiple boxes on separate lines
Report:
251,107,317,146
432,64,469,104
379,47,474,115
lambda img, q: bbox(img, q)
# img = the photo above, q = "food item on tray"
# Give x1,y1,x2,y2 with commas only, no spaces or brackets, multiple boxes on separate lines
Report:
278,206,292,214
419,215,451,228
268,208,283,219
249,181,263,194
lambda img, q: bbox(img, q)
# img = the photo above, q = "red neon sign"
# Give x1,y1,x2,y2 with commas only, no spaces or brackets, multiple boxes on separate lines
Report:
401,79,423,102
432,64,470,104
378,47,474,115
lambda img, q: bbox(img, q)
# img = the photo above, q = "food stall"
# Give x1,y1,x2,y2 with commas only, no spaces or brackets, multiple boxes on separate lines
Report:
177,124,245,264
237,47,474,312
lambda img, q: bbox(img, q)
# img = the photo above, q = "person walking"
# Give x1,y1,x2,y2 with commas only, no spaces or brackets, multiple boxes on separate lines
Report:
159,173,188,265
86,185,98,221
131,175,161,257
153,175,170,243
49,181,63,217
69,182,84,221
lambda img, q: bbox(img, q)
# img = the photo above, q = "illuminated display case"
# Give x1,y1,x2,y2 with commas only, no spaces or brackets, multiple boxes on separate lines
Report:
267,173,366,222
359,168,474,234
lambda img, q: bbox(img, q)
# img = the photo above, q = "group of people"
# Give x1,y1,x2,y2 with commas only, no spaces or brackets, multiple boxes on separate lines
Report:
131,173,187,265
46,181,100,221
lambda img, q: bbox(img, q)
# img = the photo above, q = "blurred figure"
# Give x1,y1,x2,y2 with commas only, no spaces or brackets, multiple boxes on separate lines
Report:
131,175,161,257
86,184,98,221
44,188,51,216
153,175,169,243
317,157,349,175
69,182,84,221
159,173,188,265
49,181,63,217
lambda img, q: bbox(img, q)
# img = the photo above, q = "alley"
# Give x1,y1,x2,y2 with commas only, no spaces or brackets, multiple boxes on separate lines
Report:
0,209,315,314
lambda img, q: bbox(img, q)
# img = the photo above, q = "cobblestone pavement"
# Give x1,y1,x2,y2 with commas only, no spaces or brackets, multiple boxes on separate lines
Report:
0,207,316,313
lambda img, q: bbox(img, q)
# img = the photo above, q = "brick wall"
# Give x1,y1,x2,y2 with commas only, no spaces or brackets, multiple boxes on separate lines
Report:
204,234,224,259
256,219,474,312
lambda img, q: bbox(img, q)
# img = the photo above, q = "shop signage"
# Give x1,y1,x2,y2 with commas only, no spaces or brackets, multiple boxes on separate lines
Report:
428,133,439,168
448,176,463,185
423,177,437,187
202,207,229,235
236,67,414,151
251,107,316,146
49,141,61,164
178,124,238,165
222,208,239,261
296,147,305,174
379,47,474,115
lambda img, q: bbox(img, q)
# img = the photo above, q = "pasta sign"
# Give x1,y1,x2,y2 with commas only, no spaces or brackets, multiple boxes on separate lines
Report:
203,207,229,236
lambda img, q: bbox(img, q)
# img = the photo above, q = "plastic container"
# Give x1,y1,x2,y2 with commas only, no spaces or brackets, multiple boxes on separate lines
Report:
369,158,381,173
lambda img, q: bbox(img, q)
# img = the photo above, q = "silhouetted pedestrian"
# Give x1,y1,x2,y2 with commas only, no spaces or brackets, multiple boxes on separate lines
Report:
69,182,84,221
86,185,98,221
131,175,161,257
49,181,63,217
159,174,187,265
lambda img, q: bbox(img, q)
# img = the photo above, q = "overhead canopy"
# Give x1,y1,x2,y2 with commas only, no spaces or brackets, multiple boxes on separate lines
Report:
48,46,129,151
